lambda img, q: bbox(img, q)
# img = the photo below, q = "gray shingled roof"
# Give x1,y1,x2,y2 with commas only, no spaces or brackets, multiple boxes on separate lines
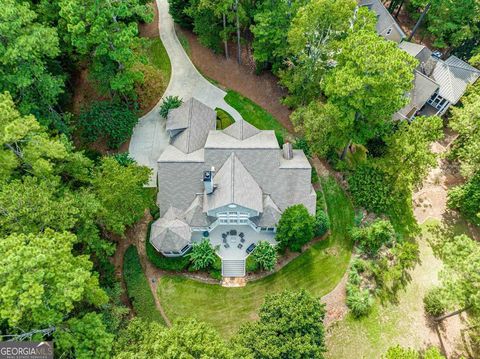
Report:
166,98,216,154
183,195,213,227
394,70,439,120
150,207,191,252
223,120,261,140
359,0,405,43
203,153,263,213
399,41,432,65
252,195,282,227
430,56,480,104
204,130,279,149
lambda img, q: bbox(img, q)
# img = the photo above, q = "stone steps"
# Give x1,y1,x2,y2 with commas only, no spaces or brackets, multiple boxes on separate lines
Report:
221,259,245,277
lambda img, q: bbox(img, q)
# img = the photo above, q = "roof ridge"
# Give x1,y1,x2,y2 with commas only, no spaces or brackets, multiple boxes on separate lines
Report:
185,99,194,152
231,153,235,204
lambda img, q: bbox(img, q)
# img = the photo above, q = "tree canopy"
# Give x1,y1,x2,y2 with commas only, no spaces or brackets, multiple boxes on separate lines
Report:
235,290,326,359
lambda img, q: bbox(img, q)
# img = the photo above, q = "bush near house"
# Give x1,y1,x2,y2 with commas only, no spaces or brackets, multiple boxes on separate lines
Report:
251,241,277,271
315,210,330,237
159,96,183,118
146,241,190,271
345,259,373,318
275,204,315,252
186,238,217,271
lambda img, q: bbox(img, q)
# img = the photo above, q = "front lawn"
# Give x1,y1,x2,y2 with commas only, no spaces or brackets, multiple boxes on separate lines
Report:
157,176,353,337
124,245,166,325
224,90,288,145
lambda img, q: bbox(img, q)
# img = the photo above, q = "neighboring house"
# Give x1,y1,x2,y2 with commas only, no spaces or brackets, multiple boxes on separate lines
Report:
150,98,316,277
360,0,480,119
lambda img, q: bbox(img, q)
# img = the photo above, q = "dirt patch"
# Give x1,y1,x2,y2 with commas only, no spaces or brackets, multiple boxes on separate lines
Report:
177,27,294,132
321,271,349,325
139,2,160,38
133,211,172,327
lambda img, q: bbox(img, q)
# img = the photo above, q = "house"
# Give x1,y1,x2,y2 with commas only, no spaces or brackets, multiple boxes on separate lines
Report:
150,98,316,277
360,0,480,119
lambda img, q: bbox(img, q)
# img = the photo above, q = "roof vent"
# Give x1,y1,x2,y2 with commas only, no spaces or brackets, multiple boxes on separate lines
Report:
282,142,293,160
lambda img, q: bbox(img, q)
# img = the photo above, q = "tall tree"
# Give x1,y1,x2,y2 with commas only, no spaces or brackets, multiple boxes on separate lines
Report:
235,290,326,359
449,84,480,179
55,312,114,359
380,116,443,187
279,0,358,107
323,28,418,148
0,0,64,117
114,318,249,358
429,233,480,320
410,0,480,49
59,0,153,97
251,0,307,72
92,156,152,235
0,230,108,328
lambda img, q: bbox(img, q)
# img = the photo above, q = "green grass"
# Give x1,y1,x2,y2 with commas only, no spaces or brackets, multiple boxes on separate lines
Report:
224,90,288,145
142,38,171,80
176,29,191,57
123,246,166,325
157,176,353,337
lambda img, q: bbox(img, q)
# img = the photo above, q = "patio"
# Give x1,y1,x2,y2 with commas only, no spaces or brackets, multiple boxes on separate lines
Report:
191,224,276,260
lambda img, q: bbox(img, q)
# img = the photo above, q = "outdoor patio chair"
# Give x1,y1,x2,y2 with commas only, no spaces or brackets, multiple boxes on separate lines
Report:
223,238,227,243
240,238,245,243
230,229,237,235
239,232,244,238
222,233,227,239
224,243,230,248
237,243,243,249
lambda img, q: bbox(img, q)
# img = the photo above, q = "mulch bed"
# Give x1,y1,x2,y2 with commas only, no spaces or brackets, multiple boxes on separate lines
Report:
177,27,294,132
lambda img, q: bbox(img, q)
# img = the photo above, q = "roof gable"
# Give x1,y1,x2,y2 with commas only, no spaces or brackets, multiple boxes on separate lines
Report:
431,56,480,104
223,119,261,140
203,153,263,213
166,98,216,154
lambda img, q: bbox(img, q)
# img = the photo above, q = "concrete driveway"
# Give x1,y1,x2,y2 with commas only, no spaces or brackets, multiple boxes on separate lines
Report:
129,0,242,186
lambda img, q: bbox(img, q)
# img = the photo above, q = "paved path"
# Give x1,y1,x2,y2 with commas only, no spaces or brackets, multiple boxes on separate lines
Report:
129,0,242,186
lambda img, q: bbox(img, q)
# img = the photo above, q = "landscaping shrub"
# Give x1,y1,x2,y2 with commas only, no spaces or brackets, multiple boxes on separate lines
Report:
311,166,319,184
159,95,182,118
252,241,277,271
346,284,373,318
352,219,396,255
315,210,330,237
423,287,447,317
79,99,138,149
276,204,315,252
215,108,235,129
146,241,190,271
246,255,259,272
186,239,216,270
346,259,373,318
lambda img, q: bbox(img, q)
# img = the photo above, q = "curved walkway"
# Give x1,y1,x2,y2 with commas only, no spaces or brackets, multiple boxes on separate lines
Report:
129,0,242,186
